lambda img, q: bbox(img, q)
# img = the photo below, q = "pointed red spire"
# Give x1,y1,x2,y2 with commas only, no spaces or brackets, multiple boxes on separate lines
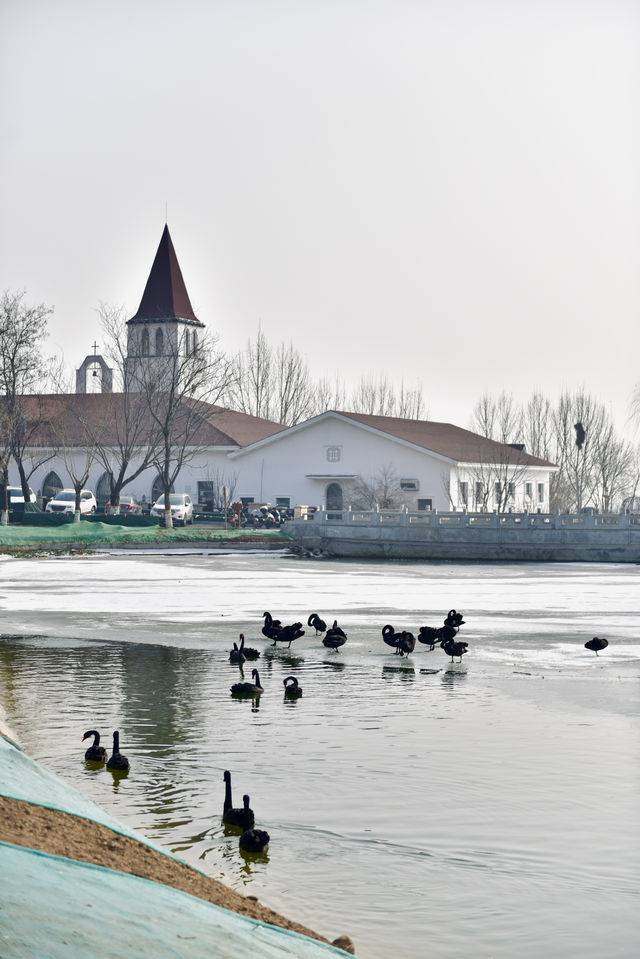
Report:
129,225,202,325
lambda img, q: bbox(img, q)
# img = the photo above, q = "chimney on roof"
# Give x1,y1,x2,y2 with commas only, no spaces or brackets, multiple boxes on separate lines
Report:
508,443,526,452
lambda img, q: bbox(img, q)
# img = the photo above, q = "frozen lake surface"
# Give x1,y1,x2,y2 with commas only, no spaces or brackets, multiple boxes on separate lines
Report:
1,551,639,959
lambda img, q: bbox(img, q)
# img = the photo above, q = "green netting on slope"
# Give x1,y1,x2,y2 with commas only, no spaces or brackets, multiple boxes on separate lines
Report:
0,843,348,959
0,738,351,958
0,522,289,547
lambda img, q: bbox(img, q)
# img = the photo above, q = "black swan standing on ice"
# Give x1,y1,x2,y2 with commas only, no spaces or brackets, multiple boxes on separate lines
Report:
82,729,107,762
585,637,608,655
283,675,303,697
441,638,468,663
444,609,465,628
417,626,441,650
396,630,416,657
222,771,255,829
262,612,282,640
230,668,264,696
106,730,130,772
271,622,305,648
307,613,327,635
323,620,347,651
239,827,270,853
382,624,404,654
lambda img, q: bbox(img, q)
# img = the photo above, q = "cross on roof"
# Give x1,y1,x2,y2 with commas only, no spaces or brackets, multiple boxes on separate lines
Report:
91,341,99,357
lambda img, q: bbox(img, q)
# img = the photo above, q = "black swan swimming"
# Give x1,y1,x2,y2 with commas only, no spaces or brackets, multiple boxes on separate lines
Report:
262,611,283,640
271,622,305,648
229,638,246,664
239,633,260,660
323,620,347,651
307,613,327,635
584,637,608,655
230,668,264,696
441,638,468,663
222,771,255,829
106,730,130,772
396,630,416,657
283,675,303,697
82,729,107,762
239,827,270,853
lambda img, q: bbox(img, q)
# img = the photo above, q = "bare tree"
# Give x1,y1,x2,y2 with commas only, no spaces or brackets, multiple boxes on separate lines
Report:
272,342,315,425
95,304,165,512
347,375,427,419
591,422,635,512
349,463,402,509
140,328,231,528
49,398,105,521
552,390,605,511
471,391,521,445
310,375,347,415
0,290,59,507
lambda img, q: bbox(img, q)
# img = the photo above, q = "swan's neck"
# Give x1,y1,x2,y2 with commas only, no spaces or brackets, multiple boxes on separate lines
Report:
113,732,120,753
224,776,232,812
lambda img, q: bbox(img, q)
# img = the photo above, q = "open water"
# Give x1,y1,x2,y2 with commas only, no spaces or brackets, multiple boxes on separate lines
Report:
0,551,638,959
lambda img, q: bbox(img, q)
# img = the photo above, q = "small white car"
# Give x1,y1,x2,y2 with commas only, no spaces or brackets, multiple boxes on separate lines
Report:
46,489,97,515
151,493,194,526
2,485,36,506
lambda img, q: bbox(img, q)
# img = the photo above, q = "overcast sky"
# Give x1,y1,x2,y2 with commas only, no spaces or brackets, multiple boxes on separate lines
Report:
1,0,638,433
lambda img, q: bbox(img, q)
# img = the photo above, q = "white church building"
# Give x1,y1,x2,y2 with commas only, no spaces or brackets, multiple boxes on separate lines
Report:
12,226,557,514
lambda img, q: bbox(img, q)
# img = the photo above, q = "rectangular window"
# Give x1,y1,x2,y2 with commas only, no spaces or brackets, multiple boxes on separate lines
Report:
475,482,484,506
508,483,516,500
326,446,341,462
276,497,290,508
197,481,214,510
417,498,432,511
525,483,532,499
240,496,254,507
400,478,419,490
495,482,502,501
537,483,545,502
458,481,468,506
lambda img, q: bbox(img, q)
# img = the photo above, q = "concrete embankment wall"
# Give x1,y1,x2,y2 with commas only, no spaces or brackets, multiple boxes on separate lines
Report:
289,509,640,562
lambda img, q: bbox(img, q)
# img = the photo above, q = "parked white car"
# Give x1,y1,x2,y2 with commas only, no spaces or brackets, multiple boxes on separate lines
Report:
1,485,36,506
151,493,194,526
46,489,97,515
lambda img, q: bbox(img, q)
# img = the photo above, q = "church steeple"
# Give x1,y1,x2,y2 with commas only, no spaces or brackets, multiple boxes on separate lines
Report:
124,225,206,392
128,224,203,327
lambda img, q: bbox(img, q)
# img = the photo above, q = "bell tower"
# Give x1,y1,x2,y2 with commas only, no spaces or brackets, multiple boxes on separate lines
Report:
76,342,113,393
125,224,205,392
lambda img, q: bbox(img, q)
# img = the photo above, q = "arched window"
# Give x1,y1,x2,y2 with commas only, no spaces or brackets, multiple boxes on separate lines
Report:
96,472,113,511
43,471,63,500
326,482,343,510
184,331,190,355
192,331,198,353
141,329,150,356
155,328,164,355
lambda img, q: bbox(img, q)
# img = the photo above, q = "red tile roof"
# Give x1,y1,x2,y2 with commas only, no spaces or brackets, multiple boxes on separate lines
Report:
128,225,203,326
17,394,285,448
336,411,556,467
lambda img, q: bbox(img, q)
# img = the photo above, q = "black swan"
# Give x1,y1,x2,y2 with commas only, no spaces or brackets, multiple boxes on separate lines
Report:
230,668,264,696
323,620,347,651
307,613,327,635
82,729,107,762
106,730,130,772
441,638,468,663
262,611,283,640
239,634,260,660
239,827,270,853
271,622,305,648
222,771,255,829
417,626,442,650
283,675,303,697
229,638,246,664
382,624,403,654
396,630,416,657
585,637,608,655
444,609,465,628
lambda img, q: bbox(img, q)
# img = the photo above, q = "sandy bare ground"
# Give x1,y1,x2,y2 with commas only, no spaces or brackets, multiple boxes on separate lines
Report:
0,796,354,953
